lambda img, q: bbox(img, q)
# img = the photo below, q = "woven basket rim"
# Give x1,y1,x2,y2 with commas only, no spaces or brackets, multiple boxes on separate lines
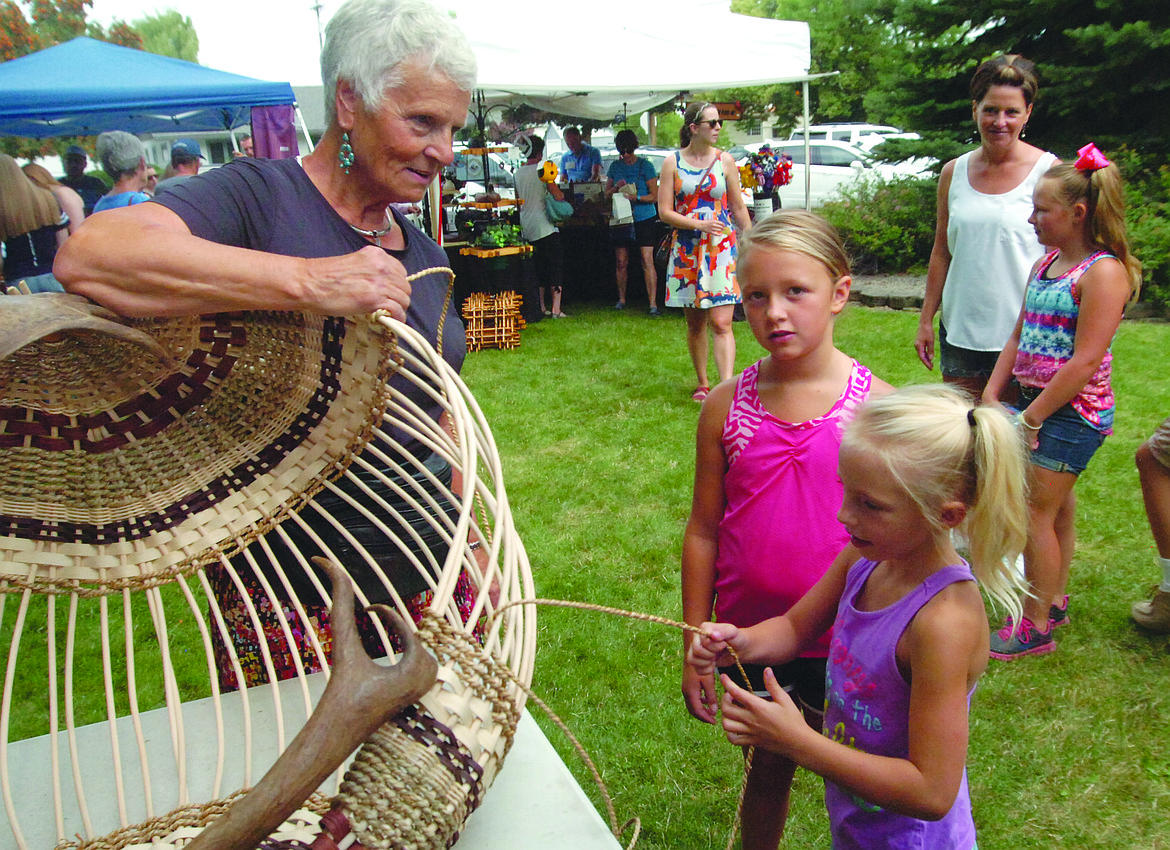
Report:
0,308,393,594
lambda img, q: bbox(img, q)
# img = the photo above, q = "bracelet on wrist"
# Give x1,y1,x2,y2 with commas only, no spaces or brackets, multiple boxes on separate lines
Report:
1016,411,1041,431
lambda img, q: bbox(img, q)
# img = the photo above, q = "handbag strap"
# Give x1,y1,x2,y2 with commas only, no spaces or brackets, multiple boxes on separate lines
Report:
677,150,720,217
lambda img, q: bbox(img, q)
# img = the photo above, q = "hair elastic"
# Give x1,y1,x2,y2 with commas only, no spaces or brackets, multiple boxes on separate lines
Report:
1074,142,1111,173
967,408,977,428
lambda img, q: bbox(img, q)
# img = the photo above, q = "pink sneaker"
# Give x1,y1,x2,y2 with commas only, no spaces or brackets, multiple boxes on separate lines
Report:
989,616,1056,661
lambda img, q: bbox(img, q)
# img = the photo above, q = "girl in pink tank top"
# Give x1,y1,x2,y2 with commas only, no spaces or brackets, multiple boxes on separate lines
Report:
681,211,890,848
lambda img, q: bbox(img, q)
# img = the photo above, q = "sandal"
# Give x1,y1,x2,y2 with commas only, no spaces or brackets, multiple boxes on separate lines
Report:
691,386,710,402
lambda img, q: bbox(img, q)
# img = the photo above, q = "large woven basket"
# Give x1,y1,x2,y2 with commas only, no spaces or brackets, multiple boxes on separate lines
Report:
0,297,535,849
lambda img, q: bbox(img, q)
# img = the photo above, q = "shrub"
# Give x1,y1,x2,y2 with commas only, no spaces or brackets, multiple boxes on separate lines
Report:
820,174,936,274
1112,147,1170,310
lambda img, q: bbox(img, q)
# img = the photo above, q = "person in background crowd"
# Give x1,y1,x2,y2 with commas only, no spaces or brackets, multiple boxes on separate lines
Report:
1,154,68,292
234,134,255,158
144,165,159,196
59,144,109,216
1131,417,1170,633
92,131,151,212
22,161,84,235
605,128,661,316
559,126,601,182
153,138,204,196
914,54,1058,397
515,134,568,318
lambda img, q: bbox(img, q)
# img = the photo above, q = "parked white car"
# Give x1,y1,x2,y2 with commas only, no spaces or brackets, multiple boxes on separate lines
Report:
853,132,937,178
787,123,901,148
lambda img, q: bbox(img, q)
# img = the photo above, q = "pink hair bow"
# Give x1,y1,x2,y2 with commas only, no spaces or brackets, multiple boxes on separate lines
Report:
1074,143,1111,172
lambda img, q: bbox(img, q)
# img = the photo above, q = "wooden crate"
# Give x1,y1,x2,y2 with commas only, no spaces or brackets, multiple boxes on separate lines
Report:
462,290,526,352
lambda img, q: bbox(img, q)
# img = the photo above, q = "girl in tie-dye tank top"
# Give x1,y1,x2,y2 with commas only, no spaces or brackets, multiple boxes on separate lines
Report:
984,147,1142,660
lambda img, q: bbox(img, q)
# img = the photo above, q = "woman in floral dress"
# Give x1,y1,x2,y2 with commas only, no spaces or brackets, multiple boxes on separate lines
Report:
658,102,752,400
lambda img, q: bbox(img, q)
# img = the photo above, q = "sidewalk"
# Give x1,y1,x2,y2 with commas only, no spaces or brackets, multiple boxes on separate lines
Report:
850,274,925,310
850,274,1162,318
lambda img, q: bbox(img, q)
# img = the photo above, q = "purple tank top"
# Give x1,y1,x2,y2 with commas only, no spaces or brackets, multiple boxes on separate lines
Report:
824,558,978,850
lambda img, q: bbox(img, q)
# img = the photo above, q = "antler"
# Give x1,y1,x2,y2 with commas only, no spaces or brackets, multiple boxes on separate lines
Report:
186,558,438,850
0,292,174,364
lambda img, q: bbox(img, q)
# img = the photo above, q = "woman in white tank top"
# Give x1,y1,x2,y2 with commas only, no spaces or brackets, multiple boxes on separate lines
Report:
914,54,1058,397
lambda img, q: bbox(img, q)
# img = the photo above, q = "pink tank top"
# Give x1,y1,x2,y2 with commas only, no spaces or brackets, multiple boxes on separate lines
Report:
714,359,873,656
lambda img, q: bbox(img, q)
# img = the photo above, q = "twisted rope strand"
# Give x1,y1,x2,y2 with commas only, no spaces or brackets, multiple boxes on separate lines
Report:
490,597,755,850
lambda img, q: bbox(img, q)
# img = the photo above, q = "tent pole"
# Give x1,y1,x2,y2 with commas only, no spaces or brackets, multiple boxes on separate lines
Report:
802,79,811,211
295,104,315,153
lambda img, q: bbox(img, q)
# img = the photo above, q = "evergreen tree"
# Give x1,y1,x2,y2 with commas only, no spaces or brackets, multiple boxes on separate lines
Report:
872,0,1170,156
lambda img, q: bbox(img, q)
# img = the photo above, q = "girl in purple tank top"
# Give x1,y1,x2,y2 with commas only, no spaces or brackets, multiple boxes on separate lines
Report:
681,211,891,848
688,385,1030,850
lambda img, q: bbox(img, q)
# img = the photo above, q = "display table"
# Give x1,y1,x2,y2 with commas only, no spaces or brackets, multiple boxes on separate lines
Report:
445,241,543,323
6,671,621,849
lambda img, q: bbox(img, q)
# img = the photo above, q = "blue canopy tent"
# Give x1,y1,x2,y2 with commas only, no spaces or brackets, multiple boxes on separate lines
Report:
0,37,297,138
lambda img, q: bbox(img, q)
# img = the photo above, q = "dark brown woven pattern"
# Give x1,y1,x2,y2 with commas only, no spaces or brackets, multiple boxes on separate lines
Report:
0,311,392,594
336,612,523,850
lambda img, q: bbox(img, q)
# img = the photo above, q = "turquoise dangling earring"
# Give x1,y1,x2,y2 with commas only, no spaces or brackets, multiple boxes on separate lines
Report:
338,132,355,174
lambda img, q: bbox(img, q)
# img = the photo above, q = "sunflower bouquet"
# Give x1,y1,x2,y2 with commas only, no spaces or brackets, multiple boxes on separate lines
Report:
739,145,793,197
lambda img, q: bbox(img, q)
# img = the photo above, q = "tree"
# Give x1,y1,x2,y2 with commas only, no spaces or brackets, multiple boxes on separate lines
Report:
731,0,904,126
0,0,140,59
869,0,1170,157
132,9,197,62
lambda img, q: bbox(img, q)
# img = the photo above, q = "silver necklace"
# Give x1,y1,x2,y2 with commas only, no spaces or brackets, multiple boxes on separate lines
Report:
348,210,394,247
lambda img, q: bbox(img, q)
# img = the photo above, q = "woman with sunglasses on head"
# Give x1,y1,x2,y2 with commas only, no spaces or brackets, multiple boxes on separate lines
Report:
658,102,751,401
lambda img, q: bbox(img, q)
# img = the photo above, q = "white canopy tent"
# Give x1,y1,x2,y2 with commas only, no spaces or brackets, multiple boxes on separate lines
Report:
444,2,828,210
454,5,814,121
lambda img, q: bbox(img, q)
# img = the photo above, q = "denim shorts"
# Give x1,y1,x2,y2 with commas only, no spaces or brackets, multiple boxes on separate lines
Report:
939,323,1000,380
1015,387,1106,475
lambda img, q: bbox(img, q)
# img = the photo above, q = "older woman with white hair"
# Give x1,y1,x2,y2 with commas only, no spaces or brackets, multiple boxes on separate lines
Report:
92,130,150,212
56,0,480,686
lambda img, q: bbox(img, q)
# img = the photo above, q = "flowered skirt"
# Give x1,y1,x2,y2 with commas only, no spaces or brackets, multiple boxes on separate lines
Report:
209,564,482,691
208,452,485,691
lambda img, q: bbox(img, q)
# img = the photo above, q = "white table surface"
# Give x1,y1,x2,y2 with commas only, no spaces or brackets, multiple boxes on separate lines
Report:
4,672,620,850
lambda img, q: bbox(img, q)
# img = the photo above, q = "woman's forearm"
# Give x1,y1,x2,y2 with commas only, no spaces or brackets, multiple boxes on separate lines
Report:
55,204,410,319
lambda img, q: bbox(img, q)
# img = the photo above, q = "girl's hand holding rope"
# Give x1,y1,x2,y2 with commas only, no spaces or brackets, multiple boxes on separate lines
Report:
686,622,743,675
686,622,745,720
719,668,808,754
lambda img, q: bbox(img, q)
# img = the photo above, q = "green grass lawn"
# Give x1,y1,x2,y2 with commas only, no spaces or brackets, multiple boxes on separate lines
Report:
461,302,1170,850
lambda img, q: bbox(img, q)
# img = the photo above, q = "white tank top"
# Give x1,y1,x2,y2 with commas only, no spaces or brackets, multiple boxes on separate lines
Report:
942,150,1057,351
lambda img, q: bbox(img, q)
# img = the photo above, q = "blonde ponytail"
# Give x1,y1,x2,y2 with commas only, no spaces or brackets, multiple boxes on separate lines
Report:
842,386,1029,622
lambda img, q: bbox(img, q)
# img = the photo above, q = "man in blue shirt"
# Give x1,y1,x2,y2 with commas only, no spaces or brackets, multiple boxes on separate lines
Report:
559,126,601,182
